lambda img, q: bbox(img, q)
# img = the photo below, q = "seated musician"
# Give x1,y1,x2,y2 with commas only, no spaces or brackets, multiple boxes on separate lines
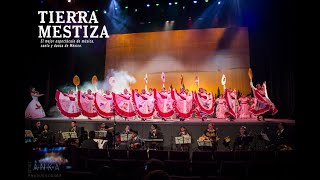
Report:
148,124,163,150
117,125,132,149
39,124,54,145
233,126,251,151
177,126,191,151
32,121,43,140
81,131,98,149
64,121,80,146
127,130,142,150
97,123,114,149
200,123,219,151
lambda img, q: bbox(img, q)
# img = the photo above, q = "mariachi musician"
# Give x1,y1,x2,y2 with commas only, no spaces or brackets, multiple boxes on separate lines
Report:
127,130,142,150
199,123,219,151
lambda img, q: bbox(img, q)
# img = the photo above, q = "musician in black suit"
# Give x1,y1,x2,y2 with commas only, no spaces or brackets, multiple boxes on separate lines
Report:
97,123,114,149
127,130,142,150
40,124,54,145
148,124,163,150
233,126,251,151
32,121,43,139
70,121,81,137
275,122,289,150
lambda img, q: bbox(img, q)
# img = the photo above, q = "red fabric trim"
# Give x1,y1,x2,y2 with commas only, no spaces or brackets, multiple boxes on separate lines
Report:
195,109,201,117
224,89,236,117
94,93,114,118
194,92,214,115
153,89,174,117
250,88,278,115
112,92,136,117
253,88,269,104
131,90,155,118
55,90,81,118
171,90,194,118
77,91,98,118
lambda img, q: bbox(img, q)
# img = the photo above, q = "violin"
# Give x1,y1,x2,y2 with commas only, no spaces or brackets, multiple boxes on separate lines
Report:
198,135,207,141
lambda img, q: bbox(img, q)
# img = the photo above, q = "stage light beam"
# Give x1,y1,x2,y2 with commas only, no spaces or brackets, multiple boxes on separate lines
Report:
174,2,178,5
193,1,197,4
147,4,150,7
156,3,159,6
218,1,221,5
169,2,172,5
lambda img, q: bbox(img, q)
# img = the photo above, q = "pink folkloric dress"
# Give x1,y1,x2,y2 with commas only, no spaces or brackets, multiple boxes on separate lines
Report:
25,95,46,119
215,97,227,118
94,91,114,118
238,97,251,118
78,91,98,118
224,89,237,118
250,82,278,116
132,90,155,118
112,92,136,118
55,90,81,118
153,89,175,118
194,91,215,118
171,89,194,119
249,97,257,118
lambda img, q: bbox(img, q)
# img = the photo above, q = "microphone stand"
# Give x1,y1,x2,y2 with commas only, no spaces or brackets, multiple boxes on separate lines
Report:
171,136,173,151
113,108,117,149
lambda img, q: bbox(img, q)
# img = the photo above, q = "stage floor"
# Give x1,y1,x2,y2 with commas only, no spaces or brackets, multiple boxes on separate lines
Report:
33,115,295,124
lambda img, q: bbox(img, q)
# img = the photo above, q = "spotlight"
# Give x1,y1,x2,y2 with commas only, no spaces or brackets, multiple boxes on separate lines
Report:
205,0,209,2
174,2,178,5
183,6,185,9
115,7,118,10
169,2,172,6
87,11,90,13
148,21,151,24
67,0,71,3
147,4,150,7
193,1,197,3
125,6,128,9
156,3,159,6
218,1,221,5
103,10,107,14
166,20,169,23
135,9,138,12
95,9,98,12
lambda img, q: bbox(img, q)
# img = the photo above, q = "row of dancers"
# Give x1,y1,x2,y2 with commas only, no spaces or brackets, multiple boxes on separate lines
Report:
25,78,277,121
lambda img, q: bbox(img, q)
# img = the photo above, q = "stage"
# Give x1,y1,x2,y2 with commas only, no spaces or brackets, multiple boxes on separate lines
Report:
25,116,295,151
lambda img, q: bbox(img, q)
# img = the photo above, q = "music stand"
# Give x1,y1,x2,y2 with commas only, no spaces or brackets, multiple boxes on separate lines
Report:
175,136,191,144
62,132,78,139
197,140,212,147
95,131,108,139
261,133,270,141
120,134,132,142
